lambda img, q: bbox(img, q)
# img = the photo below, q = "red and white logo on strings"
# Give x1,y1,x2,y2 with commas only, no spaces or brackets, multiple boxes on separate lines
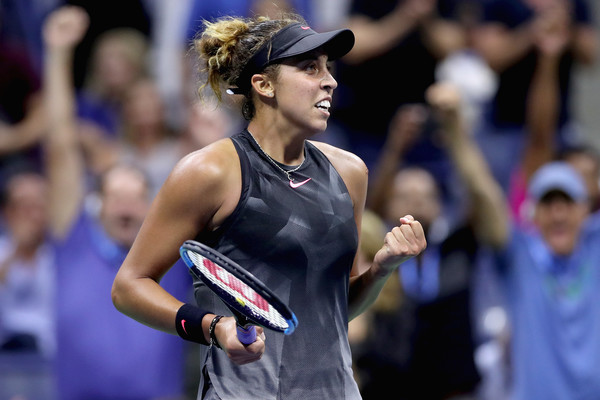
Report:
204,259,270,312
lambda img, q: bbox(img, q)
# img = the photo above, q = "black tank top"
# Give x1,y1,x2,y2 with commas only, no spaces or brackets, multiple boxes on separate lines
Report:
194,130,361,400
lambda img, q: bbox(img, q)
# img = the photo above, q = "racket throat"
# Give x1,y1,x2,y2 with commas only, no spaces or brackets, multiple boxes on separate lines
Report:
233,309,253,328
232,310,257,344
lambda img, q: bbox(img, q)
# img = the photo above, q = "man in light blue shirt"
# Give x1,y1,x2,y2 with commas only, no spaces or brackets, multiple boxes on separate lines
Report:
497,161,600,400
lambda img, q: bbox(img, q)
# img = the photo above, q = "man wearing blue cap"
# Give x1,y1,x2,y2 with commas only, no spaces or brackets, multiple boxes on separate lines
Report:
496,160,600,400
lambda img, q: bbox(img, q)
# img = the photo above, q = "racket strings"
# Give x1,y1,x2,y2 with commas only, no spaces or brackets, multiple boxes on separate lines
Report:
187,251,289,330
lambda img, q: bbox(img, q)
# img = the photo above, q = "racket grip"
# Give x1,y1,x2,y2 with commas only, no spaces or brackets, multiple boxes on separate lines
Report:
236,324,257,345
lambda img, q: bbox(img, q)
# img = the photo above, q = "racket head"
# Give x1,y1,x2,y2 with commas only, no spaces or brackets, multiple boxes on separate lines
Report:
179,240,298,335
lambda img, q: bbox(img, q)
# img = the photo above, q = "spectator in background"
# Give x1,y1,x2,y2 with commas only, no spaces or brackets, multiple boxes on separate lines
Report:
332,0,466,169
0,171,57,400
155,0,312,128
358,82,507,400
434,0,498,132
0,10,56,400
493,160,600,399
558,145,600,213
43,6,190,399
180,99,237,152
77,26,150,138
472,0,598,192
65,0,151,88
66,26,154,183
149,0,253,133
476,8,600,396
116,79,238,199
117,78,184,199
506,4,600,222
0,172,54,357
0,24,47,185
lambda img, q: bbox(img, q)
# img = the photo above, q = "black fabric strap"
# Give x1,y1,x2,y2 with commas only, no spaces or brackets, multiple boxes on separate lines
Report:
175,303,211,346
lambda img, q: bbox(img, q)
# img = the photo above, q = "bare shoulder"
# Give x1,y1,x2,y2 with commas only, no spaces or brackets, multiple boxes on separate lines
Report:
309,140,368,180
309,140,368,209
169,138,239,184
158,138,241,226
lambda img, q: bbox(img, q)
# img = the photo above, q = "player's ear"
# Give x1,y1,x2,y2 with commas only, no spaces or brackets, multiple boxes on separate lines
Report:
251,74,275,99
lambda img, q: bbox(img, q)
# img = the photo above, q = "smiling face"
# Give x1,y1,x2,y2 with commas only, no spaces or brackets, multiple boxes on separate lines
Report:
268,52,337,135
533,191,589,255
99,166,150,248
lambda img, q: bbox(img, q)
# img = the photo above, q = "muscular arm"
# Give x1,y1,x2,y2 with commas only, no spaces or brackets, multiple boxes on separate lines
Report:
111,140,240,334
113,139,266,365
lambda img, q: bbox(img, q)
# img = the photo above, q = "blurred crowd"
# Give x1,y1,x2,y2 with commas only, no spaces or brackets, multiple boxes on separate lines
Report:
0,0,599,399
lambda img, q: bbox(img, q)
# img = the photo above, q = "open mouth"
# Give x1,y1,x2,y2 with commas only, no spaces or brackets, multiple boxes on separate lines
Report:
315,100,331,112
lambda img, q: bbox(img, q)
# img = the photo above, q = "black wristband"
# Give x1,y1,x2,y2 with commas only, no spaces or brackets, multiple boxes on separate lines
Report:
175,303,211,346
209,315,224,349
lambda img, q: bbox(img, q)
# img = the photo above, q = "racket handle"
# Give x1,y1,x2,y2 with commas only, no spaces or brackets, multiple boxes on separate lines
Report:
236,324,257,345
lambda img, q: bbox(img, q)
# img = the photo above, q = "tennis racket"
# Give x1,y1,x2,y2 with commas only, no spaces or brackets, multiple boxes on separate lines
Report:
179,240,298,345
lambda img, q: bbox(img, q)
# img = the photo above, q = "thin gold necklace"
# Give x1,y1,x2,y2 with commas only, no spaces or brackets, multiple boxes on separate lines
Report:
247,131,308,184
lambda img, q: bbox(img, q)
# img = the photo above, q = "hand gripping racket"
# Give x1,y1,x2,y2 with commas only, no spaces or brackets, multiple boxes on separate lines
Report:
179,240,298,345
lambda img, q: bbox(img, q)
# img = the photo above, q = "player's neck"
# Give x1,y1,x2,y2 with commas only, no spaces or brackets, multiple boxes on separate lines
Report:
247,123,305,165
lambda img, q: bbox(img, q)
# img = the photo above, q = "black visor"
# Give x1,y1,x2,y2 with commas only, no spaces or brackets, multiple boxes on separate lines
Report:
229,23,355,94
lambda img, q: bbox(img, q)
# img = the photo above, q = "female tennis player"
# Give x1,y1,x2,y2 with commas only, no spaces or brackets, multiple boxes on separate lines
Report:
112,13,426,400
